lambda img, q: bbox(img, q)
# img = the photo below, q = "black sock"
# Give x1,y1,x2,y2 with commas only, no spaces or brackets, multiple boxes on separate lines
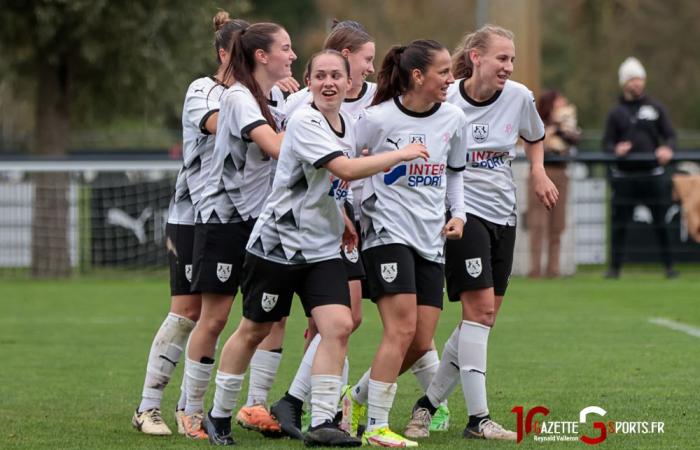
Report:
468,414,490,428
414,395,438,415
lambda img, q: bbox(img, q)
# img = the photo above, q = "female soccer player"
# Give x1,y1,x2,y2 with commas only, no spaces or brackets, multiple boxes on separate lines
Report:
181,22,296,439
404,24,558,441
202,49,429,447
131,11,247,437
341,39,468,448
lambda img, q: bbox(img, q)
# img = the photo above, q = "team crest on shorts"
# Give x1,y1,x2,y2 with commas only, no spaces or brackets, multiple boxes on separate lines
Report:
344,246,359,263
381,262,398,283
465,258,482,278
261,292,279,312
471,123,489,143
184,264,192,282
216,262,232,282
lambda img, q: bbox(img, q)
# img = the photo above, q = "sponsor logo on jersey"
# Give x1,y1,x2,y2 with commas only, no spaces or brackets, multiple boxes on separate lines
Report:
465,257,482,278
328,177,350,201
344,246,359,263
410,134,426,144
185,264,192,283
261,292,279,312
216,262,232,282
383,163,446,187
467,150,510,169
381,262,398,283
472,123,489,143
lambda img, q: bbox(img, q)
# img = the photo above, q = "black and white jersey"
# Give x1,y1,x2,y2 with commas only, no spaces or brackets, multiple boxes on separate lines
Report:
247,105,356,265
285,82,376,219
357,97,467,263
197,82,284,224
169,76,226,225
447,79,545,225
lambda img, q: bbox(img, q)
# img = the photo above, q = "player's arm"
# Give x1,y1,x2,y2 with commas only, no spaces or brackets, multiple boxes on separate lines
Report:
525,140,559,210
324,143,429,181
248,125,285,160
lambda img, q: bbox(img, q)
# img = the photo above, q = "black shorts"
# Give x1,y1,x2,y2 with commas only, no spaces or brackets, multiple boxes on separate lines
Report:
166,223,200,296
362,243,444,309
241,253,351,323
445,213,515,299
191,220,255,295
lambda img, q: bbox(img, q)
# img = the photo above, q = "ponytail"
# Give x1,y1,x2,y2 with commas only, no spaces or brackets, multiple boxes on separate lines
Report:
372,40,445,106
212,11,249,65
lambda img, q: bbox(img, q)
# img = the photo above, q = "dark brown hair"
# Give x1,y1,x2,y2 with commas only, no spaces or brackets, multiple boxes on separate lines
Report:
224,23,285,131
371,39,445,106
536,90,561,125
213,11,249,65
323,20,373,53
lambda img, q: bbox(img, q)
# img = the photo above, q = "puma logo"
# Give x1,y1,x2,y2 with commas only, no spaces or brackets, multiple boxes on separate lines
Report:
386,137,402,149
194,88,204,93
310,118,323,127
106,207,153,244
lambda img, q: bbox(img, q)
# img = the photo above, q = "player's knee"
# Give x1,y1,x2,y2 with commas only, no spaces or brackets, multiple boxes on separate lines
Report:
351,311,363,331
201,316,228,336
238,322,273,348
386,323,416,348
322,316,354,343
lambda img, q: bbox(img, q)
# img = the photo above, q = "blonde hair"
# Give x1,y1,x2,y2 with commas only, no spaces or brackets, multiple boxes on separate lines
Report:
452,24,514,79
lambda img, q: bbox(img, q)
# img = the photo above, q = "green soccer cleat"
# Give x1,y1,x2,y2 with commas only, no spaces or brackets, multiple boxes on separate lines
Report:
429,404,450,431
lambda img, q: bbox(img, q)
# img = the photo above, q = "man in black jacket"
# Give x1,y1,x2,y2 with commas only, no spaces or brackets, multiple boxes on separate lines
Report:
602,57,677,279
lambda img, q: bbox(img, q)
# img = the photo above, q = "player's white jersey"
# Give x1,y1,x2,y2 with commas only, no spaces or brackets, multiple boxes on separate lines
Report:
169,76,227,225
357,97,467,263
285,82,376,219
447,79,545,225
247,105,356,264
197,82,283,224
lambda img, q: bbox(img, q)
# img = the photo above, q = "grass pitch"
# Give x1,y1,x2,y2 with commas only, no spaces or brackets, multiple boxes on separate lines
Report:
1,267,698,449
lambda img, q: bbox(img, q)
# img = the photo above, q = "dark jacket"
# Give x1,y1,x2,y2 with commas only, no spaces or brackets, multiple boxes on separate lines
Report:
602,95,676,173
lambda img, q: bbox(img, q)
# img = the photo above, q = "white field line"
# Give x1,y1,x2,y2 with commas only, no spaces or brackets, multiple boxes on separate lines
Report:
648,317,700,338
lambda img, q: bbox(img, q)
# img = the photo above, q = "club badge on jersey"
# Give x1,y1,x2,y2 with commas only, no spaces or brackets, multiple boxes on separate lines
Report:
472,123,489,143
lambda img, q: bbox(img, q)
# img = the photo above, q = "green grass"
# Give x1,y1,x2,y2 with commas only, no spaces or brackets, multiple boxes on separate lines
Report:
1,268,699,449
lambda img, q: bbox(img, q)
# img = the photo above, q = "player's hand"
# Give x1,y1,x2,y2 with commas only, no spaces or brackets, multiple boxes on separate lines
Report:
614,141,632,156
399,143,429,161
655,145,673,166
531,166,559,210
342,213,358,252
442,216,464,240
276,76,300,94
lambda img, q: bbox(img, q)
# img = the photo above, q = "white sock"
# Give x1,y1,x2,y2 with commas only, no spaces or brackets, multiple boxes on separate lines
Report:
310,375,342,427
288,334,321,402
350,368,371,404
458,320,490,417
366,378,397,431
411,349,439,393
184,358,214,415
139,313,195,412
341,357,350,387
426,326,461,408
211,371,245,419
177,375,187,411
246,350,282,406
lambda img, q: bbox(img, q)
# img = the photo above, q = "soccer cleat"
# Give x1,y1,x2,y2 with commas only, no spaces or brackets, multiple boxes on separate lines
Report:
463,418,517,441
363,426,419,447
132,408,172,436
339,385,366,437
175,409,186,435
404,407,431,439
301,409,311,433
236,403,282,435
270,396,305,440
181,411,208,440
304,420,362,447
429,404,450,431
203,410,235,446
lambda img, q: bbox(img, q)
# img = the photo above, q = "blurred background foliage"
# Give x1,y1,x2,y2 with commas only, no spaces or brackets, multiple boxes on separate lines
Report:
1,0,698,153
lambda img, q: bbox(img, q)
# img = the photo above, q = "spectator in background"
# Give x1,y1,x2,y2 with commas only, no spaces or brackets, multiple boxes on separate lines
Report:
528,90,580,278
602,57,678,279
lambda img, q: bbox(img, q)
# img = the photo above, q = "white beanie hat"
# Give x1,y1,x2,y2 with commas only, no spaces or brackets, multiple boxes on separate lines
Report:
618,57,646,86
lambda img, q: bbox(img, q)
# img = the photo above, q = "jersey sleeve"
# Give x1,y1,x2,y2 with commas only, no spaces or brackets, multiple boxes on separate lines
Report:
447,114,468,171
353,111,373,155
227,89,269,139
283,88,312,121
184,81,218,136
291,114,345,169
519,88,546,143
